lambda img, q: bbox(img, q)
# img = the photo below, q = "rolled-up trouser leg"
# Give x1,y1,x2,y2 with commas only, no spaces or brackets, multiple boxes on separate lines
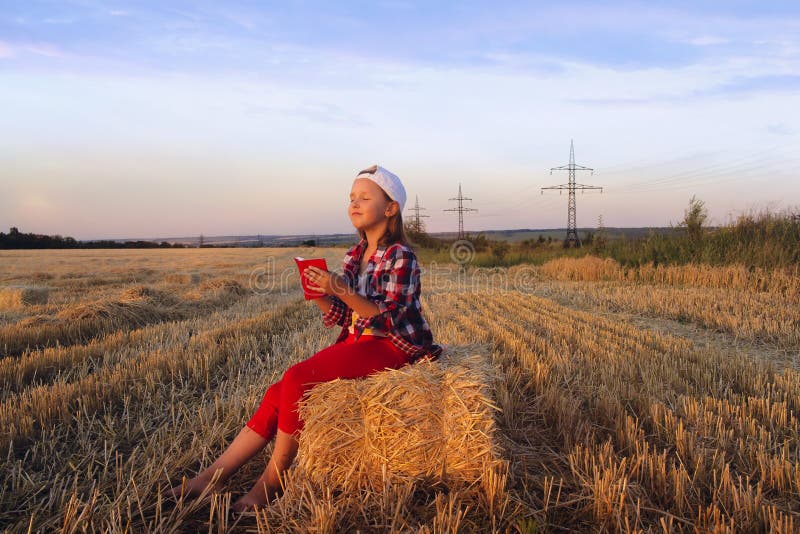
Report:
246,379,281,440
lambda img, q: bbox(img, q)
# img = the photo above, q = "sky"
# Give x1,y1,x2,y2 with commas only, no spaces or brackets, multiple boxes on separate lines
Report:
1,1,799,240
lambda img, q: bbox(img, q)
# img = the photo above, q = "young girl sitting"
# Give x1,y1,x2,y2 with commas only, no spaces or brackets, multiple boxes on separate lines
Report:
169,164,442,512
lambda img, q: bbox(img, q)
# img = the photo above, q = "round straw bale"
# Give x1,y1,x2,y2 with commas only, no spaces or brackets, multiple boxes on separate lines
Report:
0,286,50,309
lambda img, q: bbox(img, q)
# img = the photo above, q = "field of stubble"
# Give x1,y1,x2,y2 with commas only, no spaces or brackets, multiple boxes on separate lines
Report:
0,249,798,533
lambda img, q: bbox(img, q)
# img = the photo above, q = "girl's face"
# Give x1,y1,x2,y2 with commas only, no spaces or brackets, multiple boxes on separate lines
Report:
349,178,397,233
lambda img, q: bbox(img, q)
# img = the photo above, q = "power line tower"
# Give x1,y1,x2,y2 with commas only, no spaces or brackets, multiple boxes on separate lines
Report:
444,183,477,239
406,195,430,232
542,140,603,248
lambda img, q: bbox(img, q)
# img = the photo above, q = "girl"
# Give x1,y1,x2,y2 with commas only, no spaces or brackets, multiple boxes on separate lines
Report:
169,164,442,512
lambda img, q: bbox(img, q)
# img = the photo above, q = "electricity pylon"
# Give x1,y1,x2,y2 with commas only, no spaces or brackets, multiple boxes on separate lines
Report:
406,195,429,233
444,183,477,239
542,140,603,247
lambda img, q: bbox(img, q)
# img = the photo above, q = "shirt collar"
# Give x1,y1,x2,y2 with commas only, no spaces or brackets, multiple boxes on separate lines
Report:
352,238,387,264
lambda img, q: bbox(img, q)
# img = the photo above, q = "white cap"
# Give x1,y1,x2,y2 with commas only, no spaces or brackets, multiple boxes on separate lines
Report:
354,164,407,212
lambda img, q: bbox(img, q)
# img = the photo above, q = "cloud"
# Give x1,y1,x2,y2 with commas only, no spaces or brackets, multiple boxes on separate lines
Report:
568,71,800,107
0,41,14,58
42,16,76,25
766,122,794,136
245,102,372,127
704,74,800,96
687,35,731,46
0,40,65,59
24,42,66,58
222,12,257,30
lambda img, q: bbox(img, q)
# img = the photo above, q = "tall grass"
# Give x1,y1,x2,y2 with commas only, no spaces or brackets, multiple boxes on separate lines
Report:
413,207,800,271
602,208,800,269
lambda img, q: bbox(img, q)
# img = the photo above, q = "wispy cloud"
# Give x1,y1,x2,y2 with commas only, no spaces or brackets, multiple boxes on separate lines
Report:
42,16,77,25
0,40,66,59
246,102,372,127
766,122,795,136
686,35,731,46
704,74,800,97
0,41,14,58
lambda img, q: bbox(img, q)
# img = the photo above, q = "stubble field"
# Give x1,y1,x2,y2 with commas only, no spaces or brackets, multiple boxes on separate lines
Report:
0,248,798,533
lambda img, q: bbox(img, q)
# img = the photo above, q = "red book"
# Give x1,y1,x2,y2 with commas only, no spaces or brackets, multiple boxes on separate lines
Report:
294,257,329,300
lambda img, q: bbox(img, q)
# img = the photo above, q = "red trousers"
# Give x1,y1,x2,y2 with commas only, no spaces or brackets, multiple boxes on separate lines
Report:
246,332,410,439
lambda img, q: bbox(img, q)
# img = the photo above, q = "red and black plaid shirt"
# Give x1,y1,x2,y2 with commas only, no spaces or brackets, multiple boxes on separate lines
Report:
321,239,442,363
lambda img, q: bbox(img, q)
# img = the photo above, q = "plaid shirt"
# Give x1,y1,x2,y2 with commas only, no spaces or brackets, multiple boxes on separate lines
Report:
321,239,443,363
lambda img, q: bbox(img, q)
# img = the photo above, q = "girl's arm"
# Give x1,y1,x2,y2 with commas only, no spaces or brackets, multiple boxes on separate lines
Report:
304,267,380,319
320,294,350,328
312,295,332,314
330,285,380,318
305,266,385,326
311,293,377,318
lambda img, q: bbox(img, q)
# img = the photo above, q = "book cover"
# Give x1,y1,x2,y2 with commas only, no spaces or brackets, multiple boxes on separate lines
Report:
293,257,329,300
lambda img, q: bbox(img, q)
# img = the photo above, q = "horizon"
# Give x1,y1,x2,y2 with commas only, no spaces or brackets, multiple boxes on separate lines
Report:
1,1,799,240
1,223,720,244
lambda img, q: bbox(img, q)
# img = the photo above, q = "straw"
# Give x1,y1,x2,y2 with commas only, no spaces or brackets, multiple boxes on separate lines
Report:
256,344,508,531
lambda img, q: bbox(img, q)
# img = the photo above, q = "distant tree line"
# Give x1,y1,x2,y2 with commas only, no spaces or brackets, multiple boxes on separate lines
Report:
0,227,189,249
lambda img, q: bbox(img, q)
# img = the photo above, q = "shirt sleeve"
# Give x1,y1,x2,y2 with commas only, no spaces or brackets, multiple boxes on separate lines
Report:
369,246,419,331
321,295,350,328
321,251,357,328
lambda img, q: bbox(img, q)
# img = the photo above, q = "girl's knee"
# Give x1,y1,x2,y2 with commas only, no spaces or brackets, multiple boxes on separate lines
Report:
281,363,307,389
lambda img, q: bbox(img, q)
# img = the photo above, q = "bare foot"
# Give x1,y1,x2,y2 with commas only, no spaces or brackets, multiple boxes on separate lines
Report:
168,473,224,500
231,483,271,513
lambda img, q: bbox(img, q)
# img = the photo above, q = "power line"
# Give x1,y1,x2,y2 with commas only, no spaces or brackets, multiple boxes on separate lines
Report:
444,183,477,239
612,160,798,197
612,148,795,193
477,191,560,217
542,140,603,248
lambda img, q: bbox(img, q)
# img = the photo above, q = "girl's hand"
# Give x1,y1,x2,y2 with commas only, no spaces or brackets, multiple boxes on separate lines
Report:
304,266,347,297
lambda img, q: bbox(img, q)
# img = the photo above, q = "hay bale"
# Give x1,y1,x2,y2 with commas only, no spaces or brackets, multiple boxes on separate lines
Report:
0,286,50,309
57,286,177,324
256,345,519,533
186,278,246,301
199,278,244,294
296,345,503,494
119,285,161,301
257,346,513,532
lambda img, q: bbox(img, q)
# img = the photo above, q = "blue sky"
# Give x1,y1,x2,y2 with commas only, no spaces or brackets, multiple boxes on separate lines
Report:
1,1,799,239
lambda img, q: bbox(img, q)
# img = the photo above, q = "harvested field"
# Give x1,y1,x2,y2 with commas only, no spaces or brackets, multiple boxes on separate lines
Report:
0,249,798,532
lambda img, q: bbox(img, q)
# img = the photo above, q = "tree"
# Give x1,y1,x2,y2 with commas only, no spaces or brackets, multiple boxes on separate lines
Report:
491,240,510,260
404,221,439,248
681,195,708,242
594,214,608,253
